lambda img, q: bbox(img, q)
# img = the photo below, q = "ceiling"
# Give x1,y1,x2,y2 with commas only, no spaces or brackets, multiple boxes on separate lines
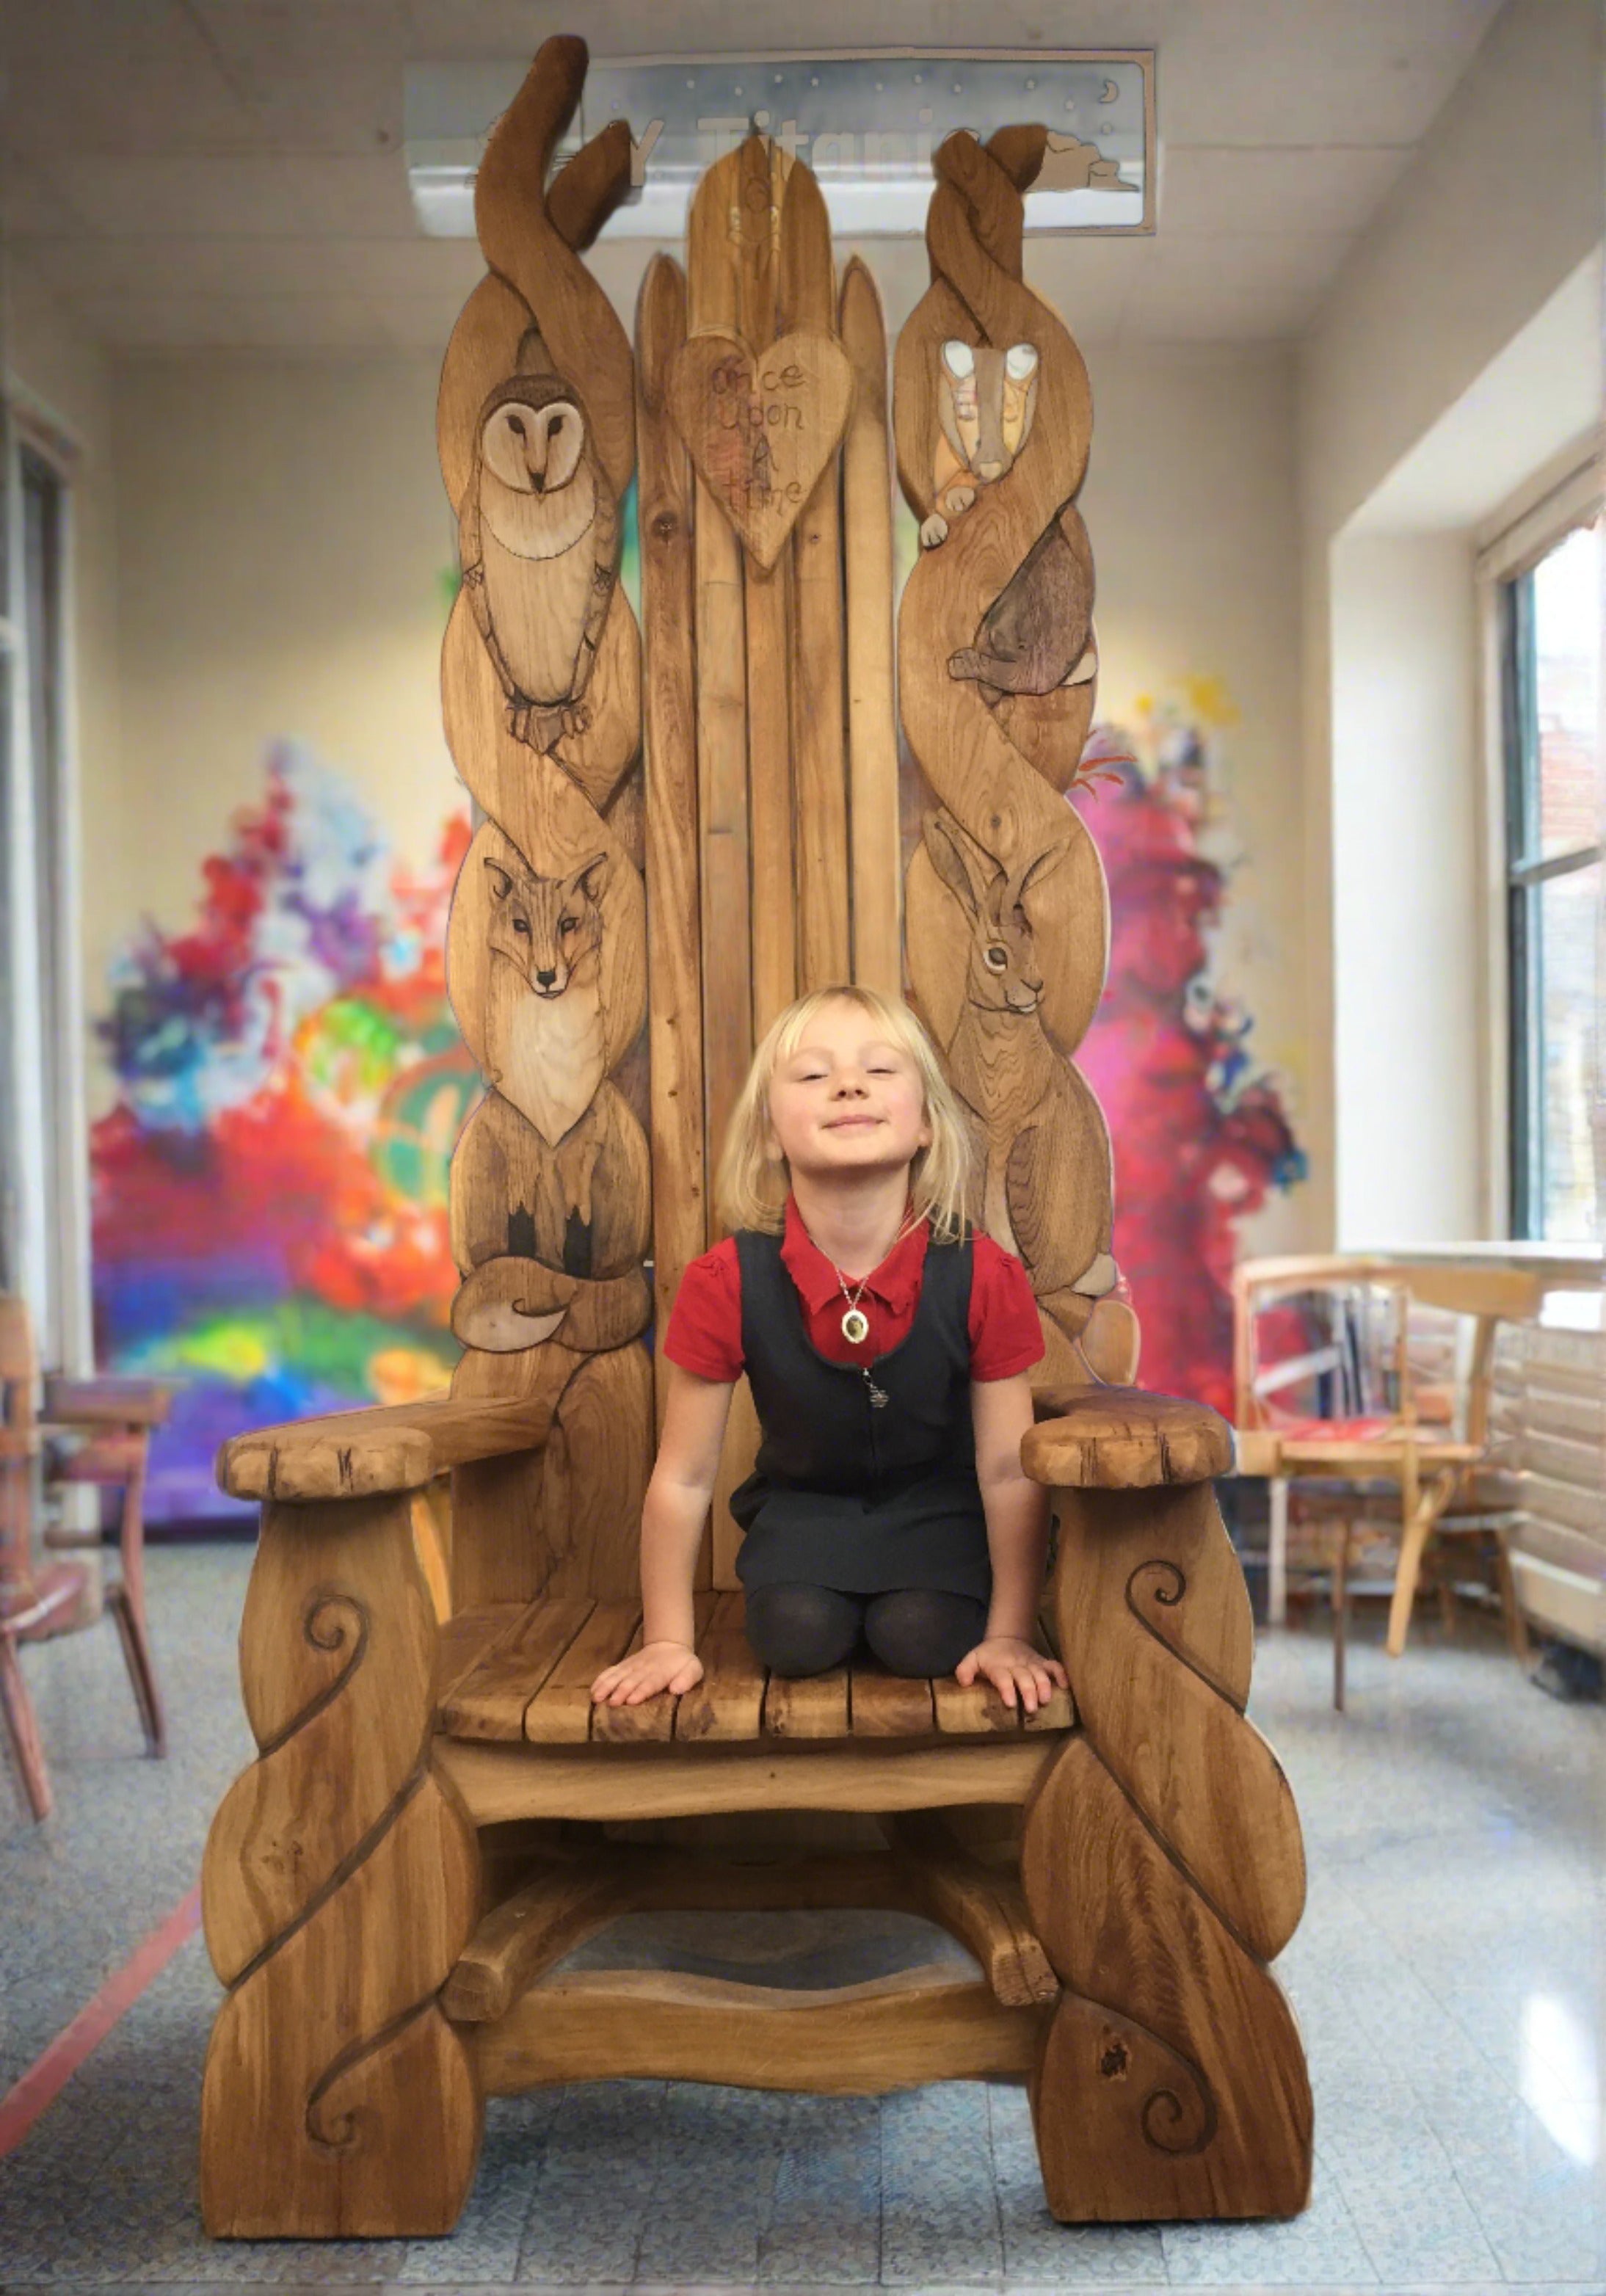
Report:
0,0,1508,356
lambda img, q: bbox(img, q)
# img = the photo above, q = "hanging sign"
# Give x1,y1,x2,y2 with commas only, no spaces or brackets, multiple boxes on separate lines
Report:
406,50,1155,239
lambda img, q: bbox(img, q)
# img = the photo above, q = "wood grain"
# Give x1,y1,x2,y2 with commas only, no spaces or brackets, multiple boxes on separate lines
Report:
674,1586,769,1740
440,1595,595,1742
635,253,708,1451
435,1735,1057,1823
200,1495,481,2236
217,1392,559,1504
686,149,752,1227
1022,1389,1236,1492
840,256,902,998
782,161,851,995
669,328,854,575
1022,1737,1312,2222
473,1963,1046,2094
1049,1482,1305,1961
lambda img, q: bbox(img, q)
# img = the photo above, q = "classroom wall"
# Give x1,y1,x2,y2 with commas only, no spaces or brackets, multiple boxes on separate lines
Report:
1298,0,1604,1248
1330,534,1482,1243
99,332,1312,1229
108,349,462,1106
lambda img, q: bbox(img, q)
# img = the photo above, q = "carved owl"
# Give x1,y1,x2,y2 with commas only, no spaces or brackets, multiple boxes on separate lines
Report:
459,354,619,754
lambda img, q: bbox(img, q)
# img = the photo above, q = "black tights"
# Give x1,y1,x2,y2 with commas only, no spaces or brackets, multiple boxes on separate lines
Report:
744,1583,988,1679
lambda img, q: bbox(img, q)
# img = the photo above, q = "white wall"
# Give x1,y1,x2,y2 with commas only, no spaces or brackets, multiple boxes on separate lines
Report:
1082,342,1311,1253
108,354,462,1023
1300,0,1604,1248
1331,533,1482,1243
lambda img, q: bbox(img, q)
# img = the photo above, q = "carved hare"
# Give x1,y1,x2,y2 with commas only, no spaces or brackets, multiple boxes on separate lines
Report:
923,808,1115,1304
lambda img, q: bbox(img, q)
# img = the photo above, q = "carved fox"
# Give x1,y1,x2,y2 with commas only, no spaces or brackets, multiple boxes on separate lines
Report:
484,847,608,998
920,338,1039,549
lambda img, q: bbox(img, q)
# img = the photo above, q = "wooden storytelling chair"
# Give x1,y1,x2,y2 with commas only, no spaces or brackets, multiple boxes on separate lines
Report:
198,39,1312,2239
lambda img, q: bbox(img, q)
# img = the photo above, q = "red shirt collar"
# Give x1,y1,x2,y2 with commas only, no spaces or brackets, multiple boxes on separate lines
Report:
780,1191,931,1314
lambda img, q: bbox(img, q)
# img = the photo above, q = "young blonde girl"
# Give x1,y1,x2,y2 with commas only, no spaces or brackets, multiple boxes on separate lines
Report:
590,984,1068,1714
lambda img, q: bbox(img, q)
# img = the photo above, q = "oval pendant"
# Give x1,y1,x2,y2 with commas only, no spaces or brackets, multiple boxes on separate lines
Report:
840,1307,870,1345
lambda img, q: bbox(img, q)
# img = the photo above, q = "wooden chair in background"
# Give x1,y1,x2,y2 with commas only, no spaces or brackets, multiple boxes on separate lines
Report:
0,1295,170,1819
196,41,1312,2242
1233,1257,1541,1707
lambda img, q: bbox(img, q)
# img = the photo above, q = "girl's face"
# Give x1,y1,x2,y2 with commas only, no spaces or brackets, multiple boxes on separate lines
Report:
764,1002,932,1182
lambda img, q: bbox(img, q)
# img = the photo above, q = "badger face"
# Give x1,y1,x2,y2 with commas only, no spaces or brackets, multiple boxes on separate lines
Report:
482,399,585,494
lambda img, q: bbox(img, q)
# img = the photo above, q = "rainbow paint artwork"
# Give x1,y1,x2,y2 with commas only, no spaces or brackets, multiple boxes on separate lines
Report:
92,744,476,1519
90,689,1303,1519
1076,691,1307,1416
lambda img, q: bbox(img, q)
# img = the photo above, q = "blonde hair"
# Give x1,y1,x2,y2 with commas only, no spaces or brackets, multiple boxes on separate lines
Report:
714,984,975,1241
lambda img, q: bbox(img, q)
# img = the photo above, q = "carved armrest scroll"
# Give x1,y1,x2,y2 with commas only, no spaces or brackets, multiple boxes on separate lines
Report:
1022,1387,1235,1491
217,1392,557,1503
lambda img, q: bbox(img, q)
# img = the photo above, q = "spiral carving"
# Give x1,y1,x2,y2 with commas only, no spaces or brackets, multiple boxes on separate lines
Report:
255,1589,369,1757
895,131,1117,1392
437,34,653,1604
1141,2071,1218,2159
1126,1558,1185,1617
199,1495,481,2236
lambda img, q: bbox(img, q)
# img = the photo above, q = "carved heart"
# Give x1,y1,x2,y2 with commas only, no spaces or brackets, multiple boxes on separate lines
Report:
667,329,854,571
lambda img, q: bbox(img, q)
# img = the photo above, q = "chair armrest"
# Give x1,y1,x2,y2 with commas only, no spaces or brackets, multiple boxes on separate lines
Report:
217,1390,556,1503
43,1375,172,1430
1022,1387,1234,1490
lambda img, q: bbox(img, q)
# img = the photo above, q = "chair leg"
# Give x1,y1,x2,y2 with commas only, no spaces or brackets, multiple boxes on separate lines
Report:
112,1442,165,1756
1385,1507,1435,1660
1268,1476,1289,1628
0,1630,53,1820
1331,1523,1350,1714
108,1583,165,1758
1493,1530,1531,1668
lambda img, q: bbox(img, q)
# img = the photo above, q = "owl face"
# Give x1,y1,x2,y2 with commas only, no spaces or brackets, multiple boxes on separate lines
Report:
482,398,585,494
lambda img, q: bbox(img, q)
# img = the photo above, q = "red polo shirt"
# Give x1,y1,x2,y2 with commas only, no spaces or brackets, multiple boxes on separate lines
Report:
662,1193,1045,1385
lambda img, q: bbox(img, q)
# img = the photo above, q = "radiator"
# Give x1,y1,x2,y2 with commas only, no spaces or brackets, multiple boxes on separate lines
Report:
1493,1319,1606,1653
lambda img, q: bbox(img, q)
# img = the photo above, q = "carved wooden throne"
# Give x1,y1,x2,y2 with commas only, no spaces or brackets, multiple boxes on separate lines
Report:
199,37,1312,2239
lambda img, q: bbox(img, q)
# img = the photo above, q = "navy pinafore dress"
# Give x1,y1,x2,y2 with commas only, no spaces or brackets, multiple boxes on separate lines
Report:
727,1225,993,1603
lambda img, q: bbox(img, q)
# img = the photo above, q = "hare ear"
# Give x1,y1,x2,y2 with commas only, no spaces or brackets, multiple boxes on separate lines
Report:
1004,343,1039,382
483,859,515,904
941,339,975,380
1006,838,1071,911
923,810,988,915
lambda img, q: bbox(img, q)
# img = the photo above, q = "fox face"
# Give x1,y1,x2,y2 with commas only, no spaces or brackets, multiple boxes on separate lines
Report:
484,849,609,998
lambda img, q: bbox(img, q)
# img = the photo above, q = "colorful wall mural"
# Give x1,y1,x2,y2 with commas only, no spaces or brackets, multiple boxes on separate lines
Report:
91,685,1302,1519
1075,686,1307,1417
92,744,476,1519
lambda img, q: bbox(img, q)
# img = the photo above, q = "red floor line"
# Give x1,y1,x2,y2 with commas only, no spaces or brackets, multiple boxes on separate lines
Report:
0,1885,203,2157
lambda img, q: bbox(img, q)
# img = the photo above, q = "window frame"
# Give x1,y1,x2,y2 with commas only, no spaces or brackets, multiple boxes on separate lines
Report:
1477,457,1602,1241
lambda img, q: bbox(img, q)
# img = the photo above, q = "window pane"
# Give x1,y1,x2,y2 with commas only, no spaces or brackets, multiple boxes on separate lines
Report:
1532,517,1601,862
1535,859,1599,1240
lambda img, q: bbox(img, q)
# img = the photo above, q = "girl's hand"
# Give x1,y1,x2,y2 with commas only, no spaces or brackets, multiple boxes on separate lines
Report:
953,1636,1068,1716
590,1641,705,1707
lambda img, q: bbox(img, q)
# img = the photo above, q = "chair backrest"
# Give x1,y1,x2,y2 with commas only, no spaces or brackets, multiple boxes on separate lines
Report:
0,1296,37,1424
437,43,1123,1609
1233,1254,1550,1449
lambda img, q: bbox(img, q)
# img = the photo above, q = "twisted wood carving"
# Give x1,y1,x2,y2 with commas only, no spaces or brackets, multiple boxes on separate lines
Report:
1020,1469,1313,2219
439,37,653,1606
896,131,1129,1391
199,1497,481,2234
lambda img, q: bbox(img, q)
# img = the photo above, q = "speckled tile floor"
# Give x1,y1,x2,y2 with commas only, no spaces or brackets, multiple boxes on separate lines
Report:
0,1543,1601,2291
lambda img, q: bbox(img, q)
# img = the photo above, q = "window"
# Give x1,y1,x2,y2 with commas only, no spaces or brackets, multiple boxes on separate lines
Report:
1502,514,1601,1241
0,407,87,1373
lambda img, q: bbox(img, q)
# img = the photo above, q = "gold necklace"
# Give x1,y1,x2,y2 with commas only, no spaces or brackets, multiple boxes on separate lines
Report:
829,1206,920,1374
